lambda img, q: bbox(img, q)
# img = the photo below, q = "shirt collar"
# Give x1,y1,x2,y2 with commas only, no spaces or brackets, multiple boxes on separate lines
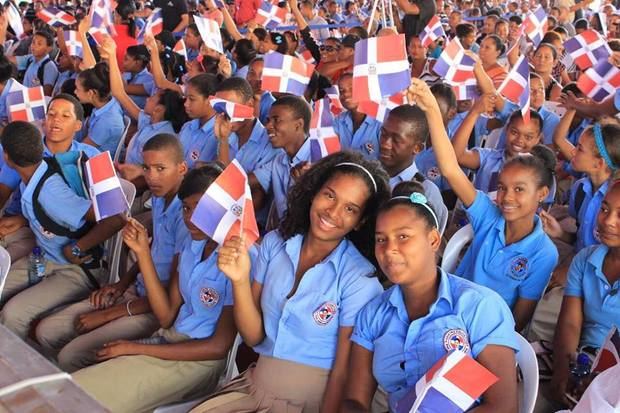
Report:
393,161,419,182
92,98,119,117
283,233,348,272
290,138,312,167
493,213,546,251
587,245,612,283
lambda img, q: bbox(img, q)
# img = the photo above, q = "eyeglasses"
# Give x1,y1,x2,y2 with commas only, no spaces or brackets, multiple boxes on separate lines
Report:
320,45,341,52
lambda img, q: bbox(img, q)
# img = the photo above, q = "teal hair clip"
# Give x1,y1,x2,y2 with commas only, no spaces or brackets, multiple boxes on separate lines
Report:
594,123,618,172
409,192,428,205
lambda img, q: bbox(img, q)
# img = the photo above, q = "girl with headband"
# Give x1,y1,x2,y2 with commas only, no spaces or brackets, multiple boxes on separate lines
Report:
342,188,520,412
191,151,390,412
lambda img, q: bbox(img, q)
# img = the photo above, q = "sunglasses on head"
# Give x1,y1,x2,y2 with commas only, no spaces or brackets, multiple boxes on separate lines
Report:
320,45,340,52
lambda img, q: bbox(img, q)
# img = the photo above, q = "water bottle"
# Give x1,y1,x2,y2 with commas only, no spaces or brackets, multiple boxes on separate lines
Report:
27,247,46,286
568,352,591,401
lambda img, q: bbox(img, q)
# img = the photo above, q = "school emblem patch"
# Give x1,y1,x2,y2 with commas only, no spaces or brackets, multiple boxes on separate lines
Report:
312,301,338,326
200,287,219,307
443,329,469,352
230,204,243,217
364,142,375,154
508,256,529,280
190,150,199,161
39,225,55,239
426,167,441,180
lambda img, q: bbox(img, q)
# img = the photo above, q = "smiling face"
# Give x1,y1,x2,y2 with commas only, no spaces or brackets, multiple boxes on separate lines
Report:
337,75,356,111
496,163,548,223
264,104,303,149
597,183,620,247
504,117,541,156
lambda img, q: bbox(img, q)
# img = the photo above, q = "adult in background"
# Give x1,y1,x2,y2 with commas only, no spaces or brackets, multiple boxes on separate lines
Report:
153,0,189,34
394,0,435,42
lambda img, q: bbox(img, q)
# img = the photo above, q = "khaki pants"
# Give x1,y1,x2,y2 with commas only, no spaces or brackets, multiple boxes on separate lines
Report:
0,257,105,339
73,327,225,413
0,226,36,263
36,285,159,372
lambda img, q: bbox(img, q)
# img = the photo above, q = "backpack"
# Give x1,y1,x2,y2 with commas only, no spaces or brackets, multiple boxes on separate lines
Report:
18,56,55,86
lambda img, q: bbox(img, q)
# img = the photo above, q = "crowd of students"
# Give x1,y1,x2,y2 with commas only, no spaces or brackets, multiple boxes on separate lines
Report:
0,0,617,412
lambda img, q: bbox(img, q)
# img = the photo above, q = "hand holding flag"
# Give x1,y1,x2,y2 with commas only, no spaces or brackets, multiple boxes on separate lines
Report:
37,6,77,27
420,15,446,48
7,86,47,122
194,15,223,54
261,52,315,95
209,97,254,122
309,98,340,162
85,152,130,221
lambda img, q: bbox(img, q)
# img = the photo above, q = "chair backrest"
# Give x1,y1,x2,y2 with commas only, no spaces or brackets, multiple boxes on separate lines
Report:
0,246,11,301
104,178,136,284
113,115,132,163
441,224,474,273
218,334,242,388
480,127,503,149
515,333,539,413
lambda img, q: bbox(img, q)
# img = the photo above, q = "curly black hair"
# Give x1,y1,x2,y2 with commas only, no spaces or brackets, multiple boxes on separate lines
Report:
279,151,390,266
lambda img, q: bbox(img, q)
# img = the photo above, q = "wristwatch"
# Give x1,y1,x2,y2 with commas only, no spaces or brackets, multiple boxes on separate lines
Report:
71,243,84,258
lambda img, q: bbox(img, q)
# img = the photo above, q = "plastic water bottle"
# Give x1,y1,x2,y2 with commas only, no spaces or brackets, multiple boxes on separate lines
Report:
568,352,592,400
27,247,46,286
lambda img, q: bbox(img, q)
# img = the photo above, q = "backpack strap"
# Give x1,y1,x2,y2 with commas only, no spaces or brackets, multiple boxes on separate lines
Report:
36,56,51,87
574,181,587,225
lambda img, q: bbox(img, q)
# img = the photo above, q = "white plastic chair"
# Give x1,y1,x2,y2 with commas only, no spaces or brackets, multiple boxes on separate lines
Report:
0,245,11,302
103,178,136,284
153,334,244,413
480,127,503,149
515,333,539,413
441,224,474,273
113,115,132,163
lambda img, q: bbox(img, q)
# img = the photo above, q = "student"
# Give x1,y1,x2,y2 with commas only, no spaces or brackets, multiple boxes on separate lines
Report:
547,181,620,408
9,30,59,96
36,134,189,372
183,24,202,62
121,45,156,109
333,73,382,160
407,78,558,331
73,165,240,413
342,190,519,413
52,51,79,97
190,151,390,413
74,63,126,159
0,122,124,339
245,57,275,125
0,47,17,127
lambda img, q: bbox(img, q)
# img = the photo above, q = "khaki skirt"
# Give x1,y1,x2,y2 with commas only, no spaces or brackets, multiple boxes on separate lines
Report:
190,355,330,413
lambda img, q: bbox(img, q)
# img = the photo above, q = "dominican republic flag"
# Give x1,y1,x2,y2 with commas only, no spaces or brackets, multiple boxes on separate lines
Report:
173,39,188,60
498,54,530,122
577,59,620,102
7,86,46,122
194,15,223,54
89,0,116,43
523,5,547,47
564,29,611,71
209,97,254,122
357,91,407,123
85,152,129,221
137,8,164,41
309,98,340,162
190,160,259,246
5,1,23,37
262,52,315,96
64,30,83,58
296,48,316,66
433,37,475,85
392,350,499,413
37,6,76,27
420,15,446,48
352,34,410,103
255,0,288,29
591,326,620,374
324,86,344,116
452,79,479,101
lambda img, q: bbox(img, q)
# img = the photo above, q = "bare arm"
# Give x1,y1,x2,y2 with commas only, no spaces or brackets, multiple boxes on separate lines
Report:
322,327,362,412
394,0,420,14
171,13,190,34
468,345,518,413
219,0,244,41
552,108,576,161
512,298,538,333
100,38,141,121
342,343,377,413
78,16,97,70
144,34,184,94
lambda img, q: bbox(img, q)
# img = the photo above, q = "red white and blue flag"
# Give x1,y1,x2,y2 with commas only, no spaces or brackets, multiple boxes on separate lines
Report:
37,6,77,27
296,48,316,66
89,0,116,44
64,30,83,58
420,15,446,48
173,38,188,60
392,350,498,413
523,5,547,47
577,59,620,102
190,160,259,246
209,97,254,123
194,15,223,54
262,52,315,96
452,80,479,101
7,86,46,122
591,326,620,374
255,0,288,29
352,34,410,103
85,152,129,221
324,86,344,116
6,1,23,37
137,7,164,41
433,37,475,85
498,54,530,122
563,29,611,71
357,91,407,123
309,98,340,162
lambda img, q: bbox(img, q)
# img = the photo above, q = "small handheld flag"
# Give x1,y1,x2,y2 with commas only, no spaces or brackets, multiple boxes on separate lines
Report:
261,52,315,95
194,15,223,54
173,38,188,60
296,48,317,66
7,86,46,122
324,86,344,116
85,152,129,221
137,7,164,41
498,54,530,123
357,91,407,123
255,0,288,29
36,6,77,27
563,29,611,71
190,160,259,246
89,0,116,43
209,97,254,122
309,98,340,162
63,30,83,58
577,59,620,102
420,15,446,48
5,1,23,37
433,37,475,85
523,5,547,47
591,326,620,374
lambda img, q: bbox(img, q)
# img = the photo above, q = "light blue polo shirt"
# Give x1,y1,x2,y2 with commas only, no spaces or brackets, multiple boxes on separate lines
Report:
569,178,608,252
85,98,125,158
472,148,505,193
20,162,92,264
253,138,312,220
351,270,519,409
53,70,77,97
253,231,383,369
125,111,175,165
178,116,217,168
614,89,620,111
456,191,558,308
259,91,276,125
0,78,18,125
16,54,59,89
565,245,620,349
122,68,156,109
135,195,188,297
334,111,382,160
217,119,280,173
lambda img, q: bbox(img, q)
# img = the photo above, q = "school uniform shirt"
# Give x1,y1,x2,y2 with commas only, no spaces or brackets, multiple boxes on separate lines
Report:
84,98,125,159
569,178,608,252
52,70,77,97
334,112,382,160
615,90,620,112
135,195,188,297
253,138,312,220
472,148,505,193
351,270,520,409
16,54,59,89
0,78,18,126
20,162,92,264
178,117,217,169
253,231,383,369
259,91,276,125
565,245,620,349
456,191,558,308
186,48,199,62
216,120,280,173
125,111,176,165
122,68,156,109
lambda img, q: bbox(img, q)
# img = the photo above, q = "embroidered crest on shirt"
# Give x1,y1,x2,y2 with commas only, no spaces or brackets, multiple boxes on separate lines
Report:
443,328,470,352
200,287,219,307
312,301,338,325
508,256,529,280
426,167,441,180
364,142,375,154
39,225,55,239
190,150,199,161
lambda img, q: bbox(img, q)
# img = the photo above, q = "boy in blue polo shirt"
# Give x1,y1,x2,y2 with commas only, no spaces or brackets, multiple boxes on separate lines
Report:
10,30,59,96
0,121,125,339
